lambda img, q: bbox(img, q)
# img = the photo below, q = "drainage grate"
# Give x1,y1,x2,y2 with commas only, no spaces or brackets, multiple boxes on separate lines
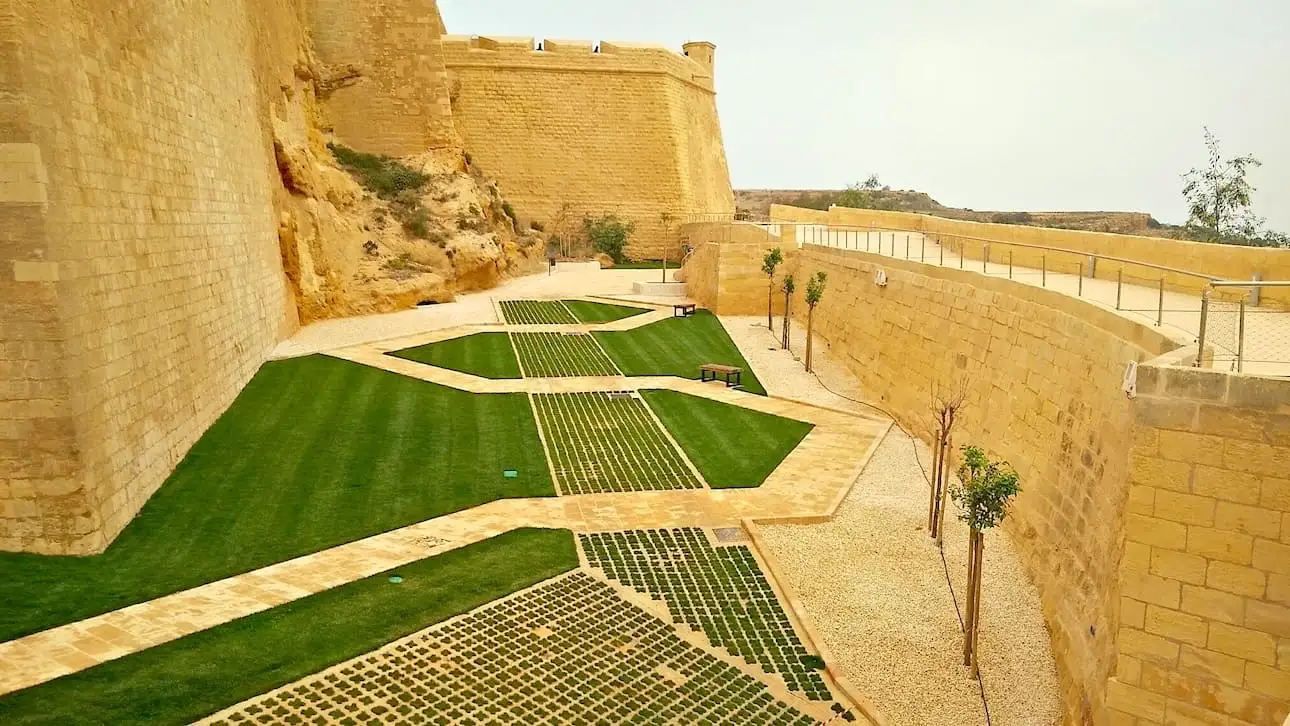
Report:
712,527,747,543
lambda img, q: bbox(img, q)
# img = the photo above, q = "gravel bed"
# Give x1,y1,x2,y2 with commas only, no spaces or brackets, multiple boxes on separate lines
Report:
759,429,1061,726
719,316,868,412
719,315,1060,725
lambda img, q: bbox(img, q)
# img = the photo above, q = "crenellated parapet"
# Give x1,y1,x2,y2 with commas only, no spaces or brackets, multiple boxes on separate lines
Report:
442,35,718,92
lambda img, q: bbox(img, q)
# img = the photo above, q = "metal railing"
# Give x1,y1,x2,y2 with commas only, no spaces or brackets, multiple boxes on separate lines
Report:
784,222,1224,335
677,214,1290,378
1198,282,1290,375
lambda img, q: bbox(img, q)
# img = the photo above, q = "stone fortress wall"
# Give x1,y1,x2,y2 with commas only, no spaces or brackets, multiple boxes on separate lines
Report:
683,233,1290,725
0,0,308,554
2,0,734,554
309,0,459,157
442,35,735,260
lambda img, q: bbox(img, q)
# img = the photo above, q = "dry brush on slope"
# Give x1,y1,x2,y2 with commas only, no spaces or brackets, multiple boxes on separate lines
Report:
269,46,546,323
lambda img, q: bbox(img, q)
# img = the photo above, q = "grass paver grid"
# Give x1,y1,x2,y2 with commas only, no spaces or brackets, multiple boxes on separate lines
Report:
205,572,818,726
499,300,577,325
0,530,577,726
532,392,703,495
511,332,620,378
581,529,838,703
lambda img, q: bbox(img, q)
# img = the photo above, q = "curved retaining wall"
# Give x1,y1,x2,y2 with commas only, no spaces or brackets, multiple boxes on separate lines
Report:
684,239,1290,725
769,204,1290,308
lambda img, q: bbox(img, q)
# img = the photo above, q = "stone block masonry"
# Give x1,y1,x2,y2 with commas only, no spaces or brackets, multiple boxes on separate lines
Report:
309,0,459,157
1111,366,1290,725
0,0,306,553
443,36,735,261
772,204,1290,309
683,238,1290,724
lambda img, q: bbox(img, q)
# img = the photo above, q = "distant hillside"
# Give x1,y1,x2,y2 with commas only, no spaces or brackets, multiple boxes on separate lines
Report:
735,188,1167,236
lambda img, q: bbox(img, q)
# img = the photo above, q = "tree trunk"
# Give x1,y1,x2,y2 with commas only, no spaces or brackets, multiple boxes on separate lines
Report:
928,426,942,533
767,280,774,330
781,294,791,350
805,306,815,371
970,532,984,677
935,434,950,549
962,528,979,667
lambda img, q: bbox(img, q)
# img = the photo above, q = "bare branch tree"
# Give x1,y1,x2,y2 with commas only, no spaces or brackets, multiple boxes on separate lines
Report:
928,371,971,548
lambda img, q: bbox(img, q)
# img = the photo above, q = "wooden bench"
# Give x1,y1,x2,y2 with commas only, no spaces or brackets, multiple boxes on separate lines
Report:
699,363,742,388
672,302,696,318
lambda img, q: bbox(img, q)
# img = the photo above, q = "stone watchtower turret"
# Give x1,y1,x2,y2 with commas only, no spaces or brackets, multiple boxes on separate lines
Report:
682,41,716,80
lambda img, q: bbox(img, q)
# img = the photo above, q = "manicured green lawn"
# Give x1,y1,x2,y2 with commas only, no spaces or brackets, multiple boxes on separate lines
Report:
595,311,766,395
388,332,521,378
0,355,553,642
0,529,578,725
499,300,577,324
611,260,669,269
640,390,812,488
561,300,648,323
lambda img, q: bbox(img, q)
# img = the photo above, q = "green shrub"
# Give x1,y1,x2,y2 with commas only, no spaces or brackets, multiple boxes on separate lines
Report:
328,143,428,200
402,208,431,239
583,214,634,263
501,200,516,220
530,220,545,232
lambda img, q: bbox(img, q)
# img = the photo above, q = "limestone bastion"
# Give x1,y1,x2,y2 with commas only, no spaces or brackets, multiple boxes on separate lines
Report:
0,0,734,555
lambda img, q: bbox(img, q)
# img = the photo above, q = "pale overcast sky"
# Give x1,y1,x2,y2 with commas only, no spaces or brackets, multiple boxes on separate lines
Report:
440,0,1289,231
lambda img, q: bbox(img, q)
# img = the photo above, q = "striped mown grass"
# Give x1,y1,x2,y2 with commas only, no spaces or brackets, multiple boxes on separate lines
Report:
0,356,553,642
560,299,647,323
0,529,577,725
387,332,521,378
499,300,577,325
531,392,702,494
596,311,766,395
641,389,812,488
512,332,619,378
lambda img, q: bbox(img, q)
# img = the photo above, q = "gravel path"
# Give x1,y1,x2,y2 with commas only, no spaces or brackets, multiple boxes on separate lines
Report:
719,316,869,413
721,315,1061,726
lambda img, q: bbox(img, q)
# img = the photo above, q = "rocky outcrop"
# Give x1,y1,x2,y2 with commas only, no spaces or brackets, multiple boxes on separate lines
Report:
270,45,545,324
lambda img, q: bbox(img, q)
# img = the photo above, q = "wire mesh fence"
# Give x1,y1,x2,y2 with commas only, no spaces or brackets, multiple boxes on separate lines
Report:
1200,288,1290,377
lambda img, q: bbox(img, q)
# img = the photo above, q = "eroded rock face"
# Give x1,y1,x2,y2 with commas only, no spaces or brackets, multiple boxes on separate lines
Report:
270,47,544,324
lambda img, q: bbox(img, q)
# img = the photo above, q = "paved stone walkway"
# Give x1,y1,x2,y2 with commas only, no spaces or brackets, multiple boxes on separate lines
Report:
0,298,888,699
270,269,683,359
